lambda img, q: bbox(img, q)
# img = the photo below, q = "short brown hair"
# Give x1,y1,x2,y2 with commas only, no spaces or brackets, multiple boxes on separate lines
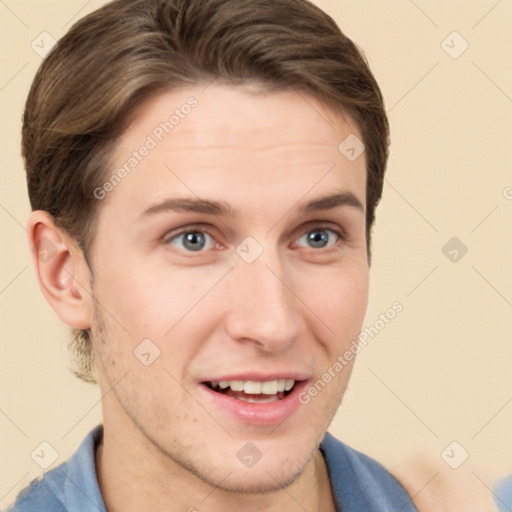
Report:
23,0,390,383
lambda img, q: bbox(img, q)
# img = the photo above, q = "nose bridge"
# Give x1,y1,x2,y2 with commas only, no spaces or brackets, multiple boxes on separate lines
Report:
224,245,300,350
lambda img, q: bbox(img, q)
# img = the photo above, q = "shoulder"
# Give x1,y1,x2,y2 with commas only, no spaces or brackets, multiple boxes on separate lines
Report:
5,467,68,512
5,425,105,512
320,432,417,511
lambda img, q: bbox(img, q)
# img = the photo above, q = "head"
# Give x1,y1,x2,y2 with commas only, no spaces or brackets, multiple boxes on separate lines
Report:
24,0,389,495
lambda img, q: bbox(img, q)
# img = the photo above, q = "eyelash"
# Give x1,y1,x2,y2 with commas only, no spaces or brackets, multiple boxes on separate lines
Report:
163,222,349,254
294,223,348,252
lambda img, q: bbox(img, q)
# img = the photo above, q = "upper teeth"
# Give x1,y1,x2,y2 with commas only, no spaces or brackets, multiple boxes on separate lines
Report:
217,379,295,395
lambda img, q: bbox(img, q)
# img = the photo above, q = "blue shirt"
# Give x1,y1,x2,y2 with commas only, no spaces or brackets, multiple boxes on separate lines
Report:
494,474,512,512
6,425,417,511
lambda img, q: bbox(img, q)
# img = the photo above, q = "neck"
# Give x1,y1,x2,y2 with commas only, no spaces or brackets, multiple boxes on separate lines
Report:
95,418,336,512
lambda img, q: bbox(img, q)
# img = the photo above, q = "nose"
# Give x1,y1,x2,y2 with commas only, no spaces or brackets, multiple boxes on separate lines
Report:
223,249,301,353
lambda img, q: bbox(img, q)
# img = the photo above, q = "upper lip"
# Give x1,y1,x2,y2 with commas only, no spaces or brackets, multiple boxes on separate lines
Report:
200,372,311,383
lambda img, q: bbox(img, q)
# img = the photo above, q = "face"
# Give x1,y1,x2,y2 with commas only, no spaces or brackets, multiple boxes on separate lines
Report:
87,84,369,493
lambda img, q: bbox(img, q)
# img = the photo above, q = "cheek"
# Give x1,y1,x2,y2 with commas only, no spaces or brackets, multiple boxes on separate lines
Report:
95,262,197,332
298,262,369,333
92,262,226,374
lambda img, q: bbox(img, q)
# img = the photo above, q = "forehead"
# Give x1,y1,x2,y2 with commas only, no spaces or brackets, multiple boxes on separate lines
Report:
119,84,361,154
102,84,366,222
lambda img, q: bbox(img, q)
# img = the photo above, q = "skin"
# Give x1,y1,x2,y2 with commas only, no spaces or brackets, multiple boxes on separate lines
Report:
28,85,369,512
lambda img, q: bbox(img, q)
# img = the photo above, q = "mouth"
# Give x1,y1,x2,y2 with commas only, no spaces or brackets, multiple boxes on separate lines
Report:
203,379,297,403
199,373,310,425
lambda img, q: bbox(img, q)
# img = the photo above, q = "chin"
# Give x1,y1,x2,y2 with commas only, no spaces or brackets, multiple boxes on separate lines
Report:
201,459,307,495
189,442,318,495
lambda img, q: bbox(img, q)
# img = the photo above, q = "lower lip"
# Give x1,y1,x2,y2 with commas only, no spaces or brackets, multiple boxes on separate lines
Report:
199,381,309,426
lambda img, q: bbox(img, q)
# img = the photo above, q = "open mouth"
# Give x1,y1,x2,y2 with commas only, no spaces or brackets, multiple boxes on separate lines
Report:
203,379,297,403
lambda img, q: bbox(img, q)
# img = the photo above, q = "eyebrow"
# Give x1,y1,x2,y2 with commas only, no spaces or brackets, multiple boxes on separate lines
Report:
138,191,364,220
303,191,364,214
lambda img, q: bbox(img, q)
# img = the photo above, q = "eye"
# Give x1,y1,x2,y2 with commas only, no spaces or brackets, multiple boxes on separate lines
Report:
166,229,217,252
295,226,342,250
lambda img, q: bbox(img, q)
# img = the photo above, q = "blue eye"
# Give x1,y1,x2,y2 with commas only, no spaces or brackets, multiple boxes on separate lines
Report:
167,230,216,252
165,224,344,254
296,228,340,249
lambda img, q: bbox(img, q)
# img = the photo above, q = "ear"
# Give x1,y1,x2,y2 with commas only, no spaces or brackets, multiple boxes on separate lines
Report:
27,210,92,330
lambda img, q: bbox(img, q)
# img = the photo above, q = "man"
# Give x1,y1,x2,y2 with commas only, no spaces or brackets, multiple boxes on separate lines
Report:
8,0,418,510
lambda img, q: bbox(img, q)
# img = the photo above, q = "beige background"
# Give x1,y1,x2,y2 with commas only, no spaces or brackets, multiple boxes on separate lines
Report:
1,0,511,509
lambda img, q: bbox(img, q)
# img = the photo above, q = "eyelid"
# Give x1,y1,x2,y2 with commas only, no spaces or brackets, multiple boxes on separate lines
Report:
162,223,219,246
290,222,348,254
293,220,349,241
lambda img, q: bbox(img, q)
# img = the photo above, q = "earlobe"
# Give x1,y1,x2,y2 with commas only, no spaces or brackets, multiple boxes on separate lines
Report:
27,210,92,330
